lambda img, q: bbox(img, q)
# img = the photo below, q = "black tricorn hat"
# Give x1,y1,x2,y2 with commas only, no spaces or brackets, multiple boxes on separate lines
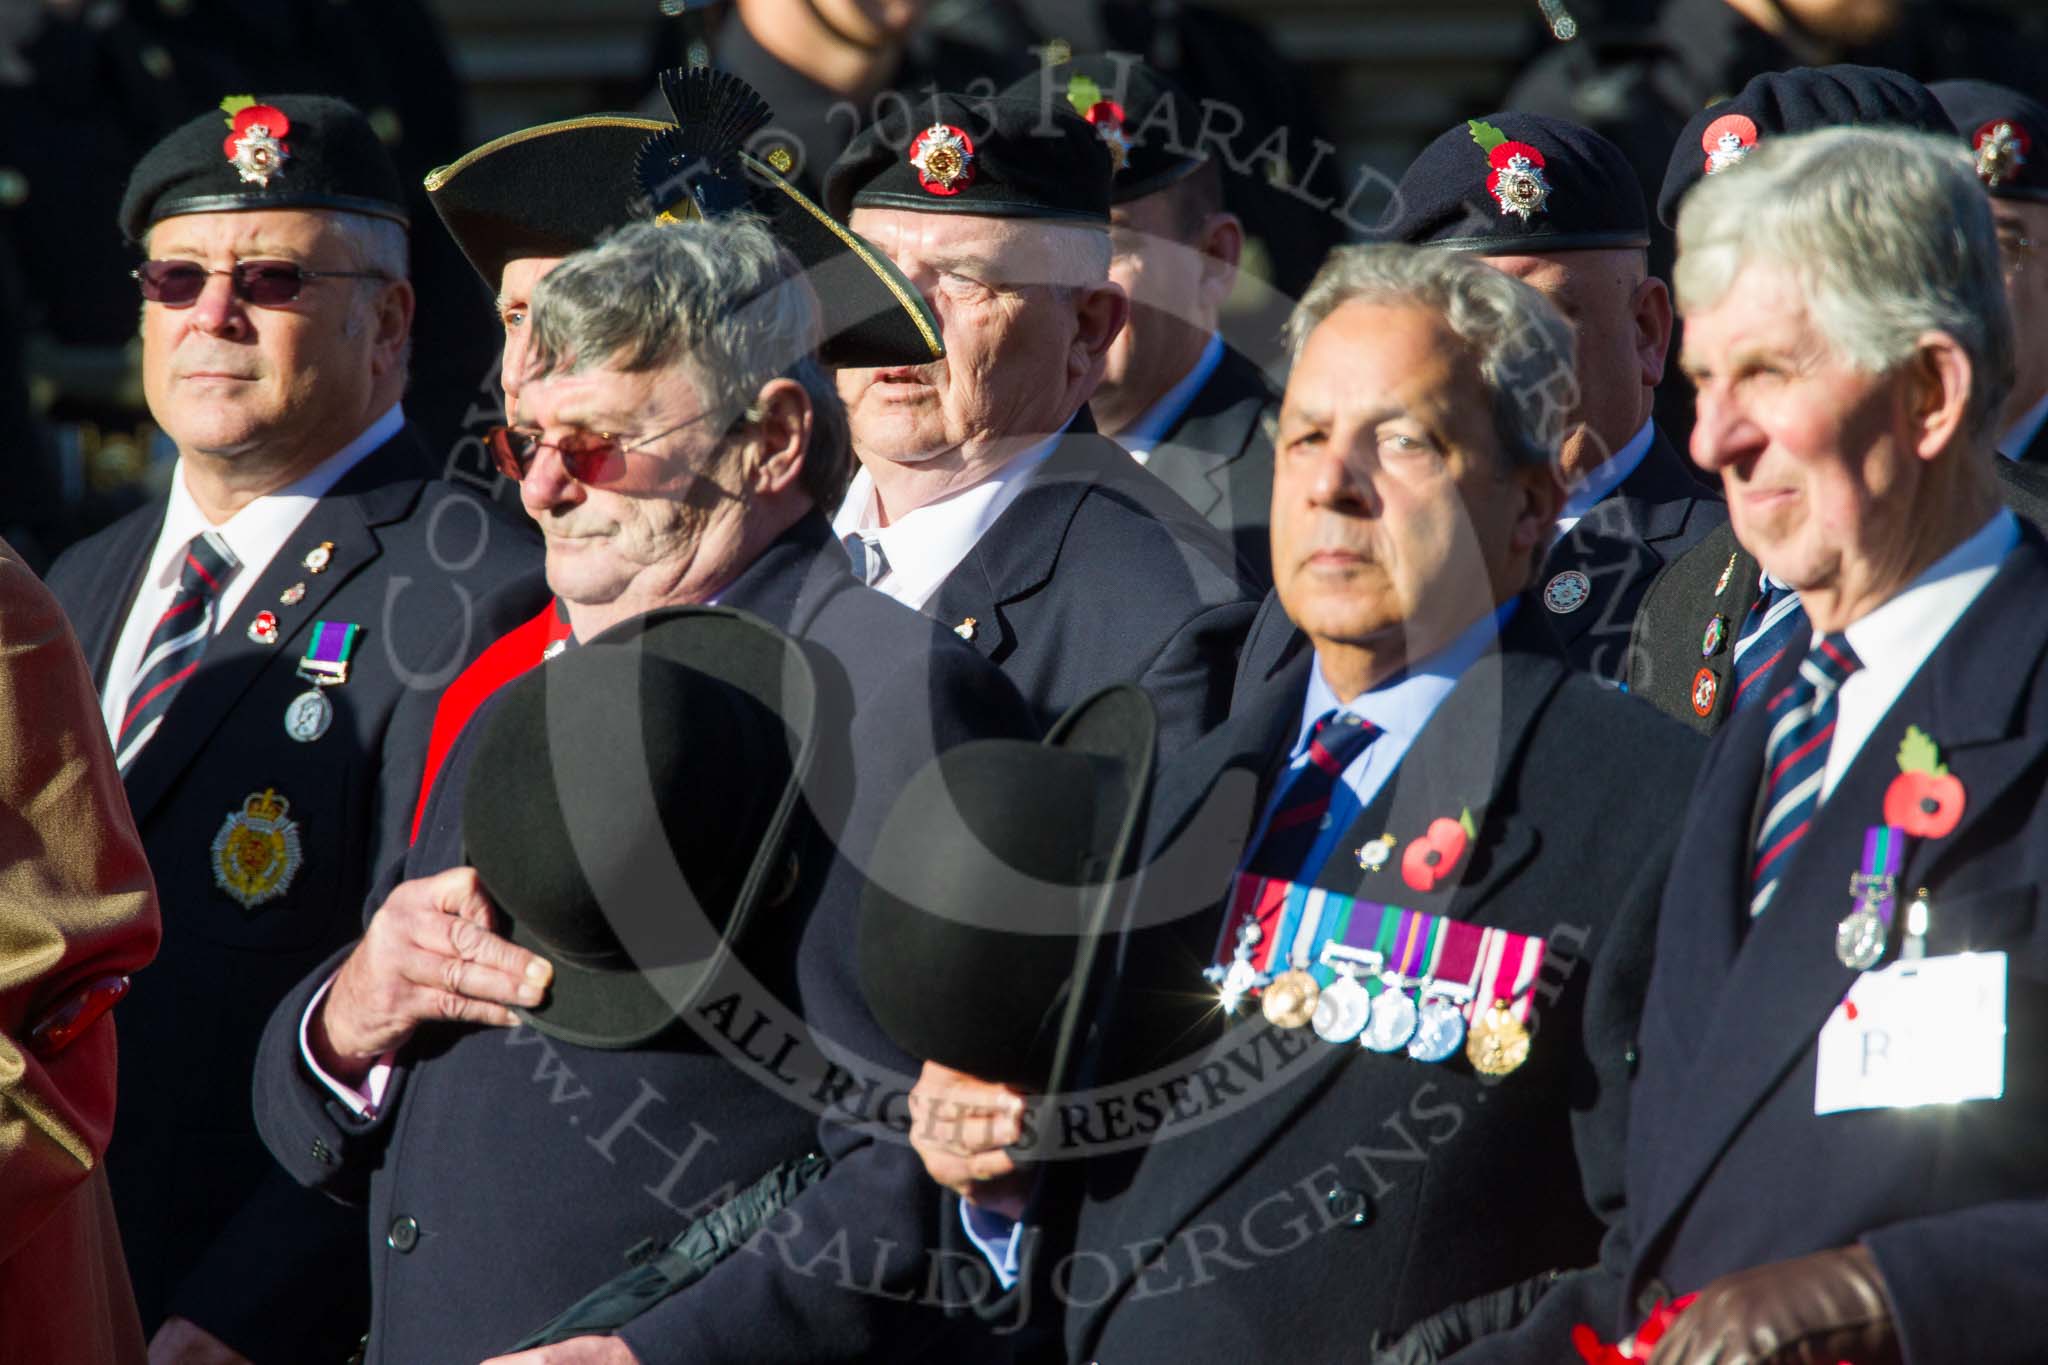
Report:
120,93,407,242
425,68,943,369
1931,79,2048,204
1001,55,1208,205
1658,65,1956,229
1376,110,1649,256
825,93,1113,224
857,686,1156,1094
463,607,818,1049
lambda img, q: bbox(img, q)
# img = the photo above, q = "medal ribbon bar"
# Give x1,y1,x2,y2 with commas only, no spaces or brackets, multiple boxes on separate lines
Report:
297,619,360,686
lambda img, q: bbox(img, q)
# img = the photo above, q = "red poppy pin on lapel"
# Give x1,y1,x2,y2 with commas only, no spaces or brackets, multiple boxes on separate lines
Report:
1402,807,1477,893
1883,725,1964,838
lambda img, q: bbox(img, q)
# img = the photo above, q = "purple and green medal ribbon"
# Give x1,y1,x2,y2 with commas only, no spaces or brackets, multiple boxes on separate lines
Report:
1856,824,1905,926
298,619,360,685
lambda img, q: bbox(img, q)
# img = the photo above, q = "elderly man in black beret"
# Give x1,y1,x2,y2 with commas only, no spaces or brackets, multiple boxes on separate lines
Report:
1378,110,1727,686
42,94,541,1364
823,93,1258,749
253,213,1038,1365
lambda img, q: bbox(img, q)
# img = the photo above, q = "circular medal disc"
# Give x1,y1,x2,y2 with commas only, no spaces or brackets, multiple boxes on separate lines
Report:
284,688,333,743
1406,996,1469,1064
1311,975,1372,1044
1835,908,1888,971
1360,987,1419,1053
1261,969,1321,1030
1467,1002,1532,1076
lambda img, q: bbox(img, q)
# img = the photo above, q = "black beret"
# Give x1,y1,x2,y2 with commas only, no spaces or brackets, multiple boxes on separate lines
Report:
1375,110,1648,255
463,607,818,1050
1000,55,1207,205
824,93,1113,224
120,93,406,243
1658,65,1957,229
425,70,943,370
1931,79,2048,203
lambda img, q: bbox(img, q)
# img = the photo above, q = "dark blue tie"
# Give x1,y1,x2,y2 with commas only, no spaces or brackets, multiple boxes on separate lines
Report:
1731,574,1805,713
1749,632,1862,917
1245,711,1381,879
116,531,239,769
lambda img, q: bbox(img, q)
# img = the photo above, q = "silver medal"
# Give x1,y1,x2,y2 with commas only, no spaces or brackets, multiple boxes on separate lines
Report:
284,688,333,743
1312,974,1372,1044
1834,907,1887,971
1406,995,1469,1064
1360,985,1419,1052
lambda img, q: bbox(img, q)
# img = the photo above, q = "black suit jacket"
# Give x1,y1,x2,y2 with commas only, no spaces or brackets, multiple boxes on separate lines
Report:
1137,345,1280,590
923,412,1258,753
1539,426,1725,685
972,594,1706,1363
253,512,1040,1365
1449,527,2048,1365
44,427,544,1360
1629,459,2048,733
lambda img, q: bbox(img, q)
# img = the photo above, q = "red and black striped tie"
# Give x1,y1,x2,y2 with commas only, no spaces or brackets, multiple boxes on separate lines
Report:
1245,710,1381,879
115,531,239,770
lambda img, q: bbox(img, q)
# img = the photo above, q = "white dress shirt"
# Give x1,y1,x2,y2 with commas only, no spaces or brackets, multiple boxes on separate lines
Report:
1821,509,2018,799
1114,332,1226,466
1997,391,2048,462
830,427,1064,609
99,403,403,756
1553,418,1655,543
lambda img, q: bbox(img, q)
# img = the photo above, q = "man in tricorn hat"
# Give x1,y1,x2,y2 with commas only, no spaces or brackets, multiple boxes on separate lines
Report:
254,214,1037,1364
43,93,539,1363
824,92,1258,749
1378,110,1726,686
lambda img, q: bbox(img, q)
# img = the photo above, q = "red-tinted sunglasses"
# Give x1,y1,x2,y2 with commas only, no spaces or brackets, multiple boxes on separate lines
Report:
132,259,390,308
484,411,730,486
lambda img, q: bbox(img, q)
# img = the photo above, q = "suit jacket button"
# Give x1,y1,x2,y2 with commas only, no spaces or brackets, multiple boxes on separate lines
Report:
1636,1277,1671,1317
1624,1044,1640,1075
388,1215,419,1253
310,1138,333,1165
1325,1185,1372,1227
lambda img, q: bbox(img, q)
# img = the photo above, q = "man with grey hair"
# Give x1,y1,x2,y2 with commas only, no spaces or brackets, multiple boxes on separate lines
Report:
901,242,1706,1363
44,95,541,1363
254,216,1037,1365
823,94,1257,752
1427,124,2048,1365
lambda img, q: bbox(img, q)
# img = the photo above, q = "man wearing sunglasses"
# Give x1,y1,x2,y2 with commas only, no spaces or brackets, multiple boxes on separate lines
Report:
42,94,542,1365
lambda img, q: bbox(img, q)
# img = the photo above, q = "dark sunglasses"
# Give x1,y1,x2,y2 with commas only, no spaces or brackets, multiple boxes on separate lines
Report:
131,259,390,308
484,410,731,486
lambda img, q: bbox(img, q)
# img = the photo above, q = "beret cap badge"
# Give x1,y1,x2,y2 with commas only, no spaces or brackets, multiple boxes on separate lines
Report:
220,95,291,187
1974,119,2031,189
1701,113,1759,176
908,122,976,195
1469,120,1549,223
1067,75,1131,174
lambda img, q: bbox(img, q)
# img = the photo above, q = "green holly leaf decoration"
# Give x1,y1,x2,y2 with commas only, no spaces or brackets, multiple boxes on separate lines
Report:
1458,806,1479,841
1467,119,1508,154
1896,725,1949,778
1066,75,1104,116
220,94,257,126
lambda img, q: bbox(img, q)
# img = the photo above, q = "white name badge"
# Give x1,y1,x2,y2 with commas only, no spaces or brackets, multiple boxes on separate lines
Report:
1815,952,2008,1116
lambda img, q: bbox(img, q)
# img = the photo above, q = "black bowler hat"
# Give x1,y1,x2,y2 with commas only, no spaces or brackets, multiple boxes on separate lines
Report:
1000,55,1207,205
120,93,407,242
1375,110,1648,255
1658,65,1956,228
463,608,819,1050
1932,80,2048,204
857,686,1156,1094
824,93,1113,224
425,68,943,370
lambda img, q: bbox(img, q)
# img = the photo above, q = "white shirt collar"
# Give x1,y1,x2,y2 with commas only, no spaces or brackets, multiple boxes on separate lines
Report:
1117,332,1227,463
1997,390,2048,461
1554,418,1656,541
831,425,1065,609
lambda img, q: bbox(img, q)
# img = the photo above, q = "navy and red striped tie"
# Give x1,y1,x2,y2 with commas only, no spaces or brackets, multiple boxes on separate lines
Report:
1245,710,1381,879
1749,632,1861,917
115,531,239,770
1730,574,1804,713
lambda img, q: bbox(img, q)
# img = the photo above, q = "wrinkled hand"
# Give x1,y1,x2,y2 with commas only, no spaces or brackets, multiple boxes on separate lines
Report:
906,1060,1035,1220
147,1316,255,1365
311,866,553,1083
1648,1245,1901,1365
479,1335,640,1365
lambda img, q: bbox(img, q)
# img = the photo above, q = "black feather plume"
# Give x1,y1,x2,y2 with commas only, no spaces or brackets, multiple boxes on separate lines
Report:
636,67,775,219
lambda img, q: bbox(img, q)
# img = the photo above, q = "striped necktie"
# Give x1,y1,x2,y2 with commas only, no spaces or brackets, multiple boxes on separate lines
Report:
1730,574,1805,713
116,531,239,770
841,532,889,588
1749,632,1861,917
1245,710,1381,879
